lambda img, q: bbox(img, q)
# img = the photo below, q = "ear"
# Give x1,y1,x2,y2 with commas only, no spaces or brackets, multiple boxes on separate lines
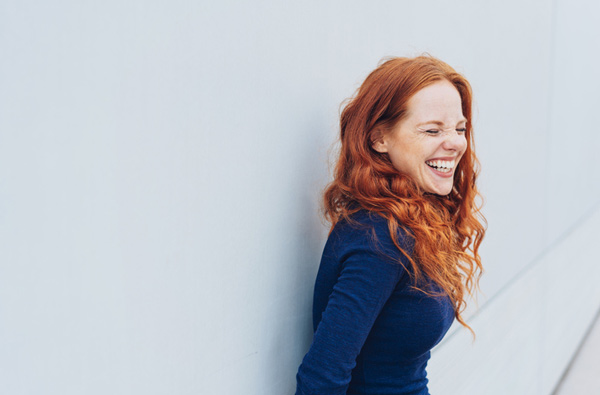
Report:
371,128,389,153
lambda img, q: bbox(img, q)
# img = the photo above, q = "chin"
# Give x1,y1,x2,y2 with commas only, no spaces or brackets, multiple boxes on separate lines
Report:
426,184,453,196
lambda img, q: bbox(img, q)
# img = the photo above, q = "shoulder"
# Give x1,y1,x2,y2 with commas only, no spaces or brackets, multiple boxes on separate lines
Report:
329,210,414,262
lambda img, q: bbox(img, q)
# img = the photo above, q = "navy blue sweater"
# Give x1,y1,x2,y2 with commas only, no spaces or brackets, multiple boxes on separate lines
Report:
295,211,455,395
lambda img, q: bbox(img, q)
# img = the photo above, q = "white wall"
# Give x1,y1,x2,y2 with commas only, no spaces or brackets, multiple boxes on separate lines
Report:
0,1,598,394
429,0,600,393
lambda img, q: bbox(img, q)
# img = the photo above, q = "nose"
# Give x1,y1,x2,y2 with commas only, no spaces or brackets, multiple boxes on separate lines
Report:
442,130,467,152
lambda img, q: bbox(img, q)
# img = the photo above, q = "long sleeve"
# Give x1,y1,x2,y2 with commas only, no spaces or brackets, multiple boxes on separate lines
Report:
295,215,410,395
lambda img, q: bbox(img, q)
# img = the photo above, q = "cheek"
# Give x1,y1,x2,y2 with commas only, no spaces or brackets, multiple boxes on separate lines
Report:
462,139,468,153
395,153,421,173
388,152,412,173
457,136,468,155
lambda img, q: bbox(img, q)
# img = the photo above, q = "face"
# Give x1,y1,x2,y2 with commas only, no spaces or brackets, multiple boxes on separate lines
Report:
373,80,468,196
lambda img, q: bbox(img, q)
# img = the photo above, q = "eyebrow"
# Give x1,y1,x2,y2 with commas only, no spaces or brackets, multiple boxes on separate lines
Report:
416,119,467,127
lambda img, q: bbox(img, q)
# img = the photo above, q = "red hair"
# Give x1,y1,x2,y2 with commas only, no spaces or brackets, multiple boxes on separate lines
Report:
324,55,486,332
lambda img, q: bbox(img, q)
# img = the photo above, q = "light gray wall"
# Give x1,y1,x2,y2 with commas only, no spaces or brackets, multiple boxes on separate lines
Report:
429,0,600,393
0,1,598,394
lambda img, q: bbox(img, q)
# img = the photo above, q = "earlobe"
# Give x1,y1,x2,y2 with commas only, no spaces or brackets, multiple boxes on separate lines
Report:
371,128,388,153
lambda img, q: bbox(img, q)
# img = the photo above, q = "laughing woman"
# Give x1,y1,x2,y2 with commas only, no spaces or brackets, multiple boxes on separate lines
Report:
295,56,486,395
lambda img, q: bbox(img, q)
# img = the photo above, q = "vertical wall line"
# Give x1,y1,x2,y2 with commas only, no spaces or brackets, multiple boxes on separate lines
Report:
542,0,559,392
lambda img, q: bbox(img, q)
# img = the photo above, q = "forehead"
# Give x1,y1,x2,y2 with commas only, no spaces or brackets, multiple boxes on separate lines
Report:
406,80,464,120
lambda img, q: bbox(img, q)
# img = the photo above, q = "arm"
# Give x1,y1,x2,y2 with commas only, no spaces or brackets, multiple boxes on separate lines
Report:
295,220,409,395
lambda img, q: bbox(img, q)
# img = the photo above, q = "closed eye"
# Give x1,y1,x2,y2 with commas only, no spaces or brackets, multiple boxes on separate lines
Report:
425,129,440,135
457,128,467,134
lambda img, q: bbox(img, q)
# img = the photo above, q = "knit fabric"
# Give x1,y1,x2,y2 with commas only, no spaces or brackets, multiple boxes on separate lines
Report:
295,210,455,395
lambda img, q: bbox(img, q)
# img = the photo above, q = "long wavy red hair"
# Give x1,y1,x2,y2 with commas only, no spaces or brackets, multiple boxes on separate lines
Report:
324,55,486,331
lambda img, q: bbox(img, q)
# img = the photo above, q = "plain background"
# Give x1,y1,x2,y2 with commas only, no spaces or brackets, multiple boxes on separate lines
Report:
1,1,599,394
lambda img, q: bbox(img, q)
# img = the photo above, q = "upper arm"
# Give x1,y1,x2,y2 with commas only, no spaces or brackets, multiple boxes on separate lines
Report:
295,216,410,395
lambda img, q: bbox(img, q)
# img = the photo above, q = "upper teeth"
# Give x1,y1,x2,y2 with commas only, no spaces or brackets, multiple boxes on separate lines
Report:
426,160,455,170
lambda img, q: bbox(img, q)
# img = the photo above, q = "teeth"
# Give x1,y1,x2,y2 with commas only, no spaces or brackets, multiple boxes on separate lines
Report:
426,160,455,172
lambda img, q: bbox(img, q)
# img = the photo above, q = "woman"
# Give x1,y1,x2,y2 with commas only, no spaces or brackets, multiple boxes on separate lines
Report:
295,56,486,395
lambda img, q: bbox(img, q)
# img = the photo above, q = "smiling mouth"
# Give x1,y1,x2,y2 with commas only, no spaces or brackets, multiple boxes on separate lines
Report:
425,160,455,173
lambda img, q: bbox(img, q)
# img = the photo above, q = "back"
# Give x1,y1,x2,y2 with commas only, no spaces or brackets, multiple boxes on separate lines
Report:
296,210,455,395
